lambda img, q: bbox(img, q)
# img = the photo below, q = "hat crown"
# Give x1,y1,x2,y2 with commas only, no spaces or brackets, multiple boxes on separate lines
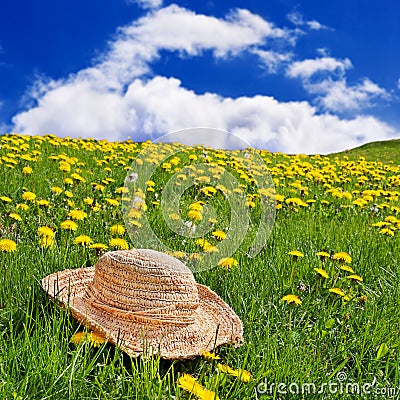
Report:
84,249,199,317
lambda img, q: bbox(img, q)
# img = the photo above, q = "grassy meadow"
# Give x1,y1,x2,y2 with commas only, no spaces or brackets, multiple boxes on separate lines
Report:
1,133,400,399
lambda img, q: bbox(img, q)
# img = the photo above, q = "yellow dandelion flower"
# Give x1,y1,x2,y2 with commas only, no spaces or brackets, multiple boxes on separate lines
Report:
171,250,186,259
201,186,217,196
59,161,71,172
89,243,108,251
92,183,105,191
22,166,33,175
60,220,78,231
70,173,85,183
169,213,180,221
316,251,330,261
84,197,94,205
285,197,308,207
16,203,29,211
380,228,395,236
9,213,22,221
196,238,210,249
203,244,219,253
217,257,238,270
288,250,304,259
372,221,390,228
40,236,55,249
217,363,252,383
89,243,108,255
195,176,211,184
0,196,12,203
0,239,17,252
115,187,129,194
178,374,219,400
110,224,125,235
37,226,55,238
37,199,50,207
105,198,119,206
212,230,227,240
246,200,256,208
332,252,352,263
189,252,202,260
70,332,106,347
129,220,142,227
22,191,36,201
189,202,204,211
64,190,74,198
73,235,93,246
328,287,346,297
201,351,221,361
314,267,329,279
51,186,63,195
68,209,87,220
109,238,129,250
281,294,302,305
347,274,363,283
340,265,354,273
188,209,202,221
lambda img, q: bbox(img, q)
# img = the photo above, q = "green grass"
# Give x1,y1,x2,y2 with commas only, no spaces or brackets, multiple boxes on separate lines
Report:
1,134,400,399
332,138,400,164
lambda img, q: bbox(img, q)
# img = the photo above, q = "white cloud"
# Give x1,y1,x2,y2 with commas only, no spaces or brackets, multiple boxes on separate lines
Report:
79,5,288,92
287,57,389,112
252,49,292,73
13,74,396,154
287,12,328,31
11,4,398,154
311,78,389,112
121,6,287,57
287,57,352,79
123,77,396,154
127,0,163,9
306,20,325,30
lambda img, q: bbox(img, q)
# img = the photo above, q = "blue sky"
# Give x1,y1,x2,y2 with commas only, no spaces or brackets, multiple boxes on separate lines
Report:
0,0,399,153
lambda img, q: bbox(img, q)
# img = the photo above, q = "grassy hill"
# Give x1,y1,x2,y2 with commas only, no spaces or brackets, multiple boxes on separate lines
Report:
333,138,400,164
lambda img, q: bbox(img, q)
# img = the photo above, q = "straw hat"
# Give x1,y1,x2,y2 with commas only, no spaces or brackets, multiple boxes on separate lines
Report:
42,248,243,359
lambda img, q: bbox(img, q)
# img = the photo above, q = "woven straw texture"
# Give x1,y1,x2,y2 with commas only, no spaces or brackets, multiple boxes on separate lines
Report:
42,249,243,359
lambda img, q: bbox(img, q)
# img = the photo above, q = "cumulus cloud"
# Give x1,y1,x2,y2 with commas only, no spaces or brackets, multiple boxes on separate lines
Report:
287,57,352,79
11,4,398,154
287,57,389,112
74,5,289,92
312,78,389,112
13,74,396,154
121,77,396,154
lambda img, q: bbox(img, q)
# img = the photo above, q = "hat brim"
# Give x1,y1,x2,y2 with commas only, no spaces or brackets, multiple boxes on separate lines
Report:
42,267,243,359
